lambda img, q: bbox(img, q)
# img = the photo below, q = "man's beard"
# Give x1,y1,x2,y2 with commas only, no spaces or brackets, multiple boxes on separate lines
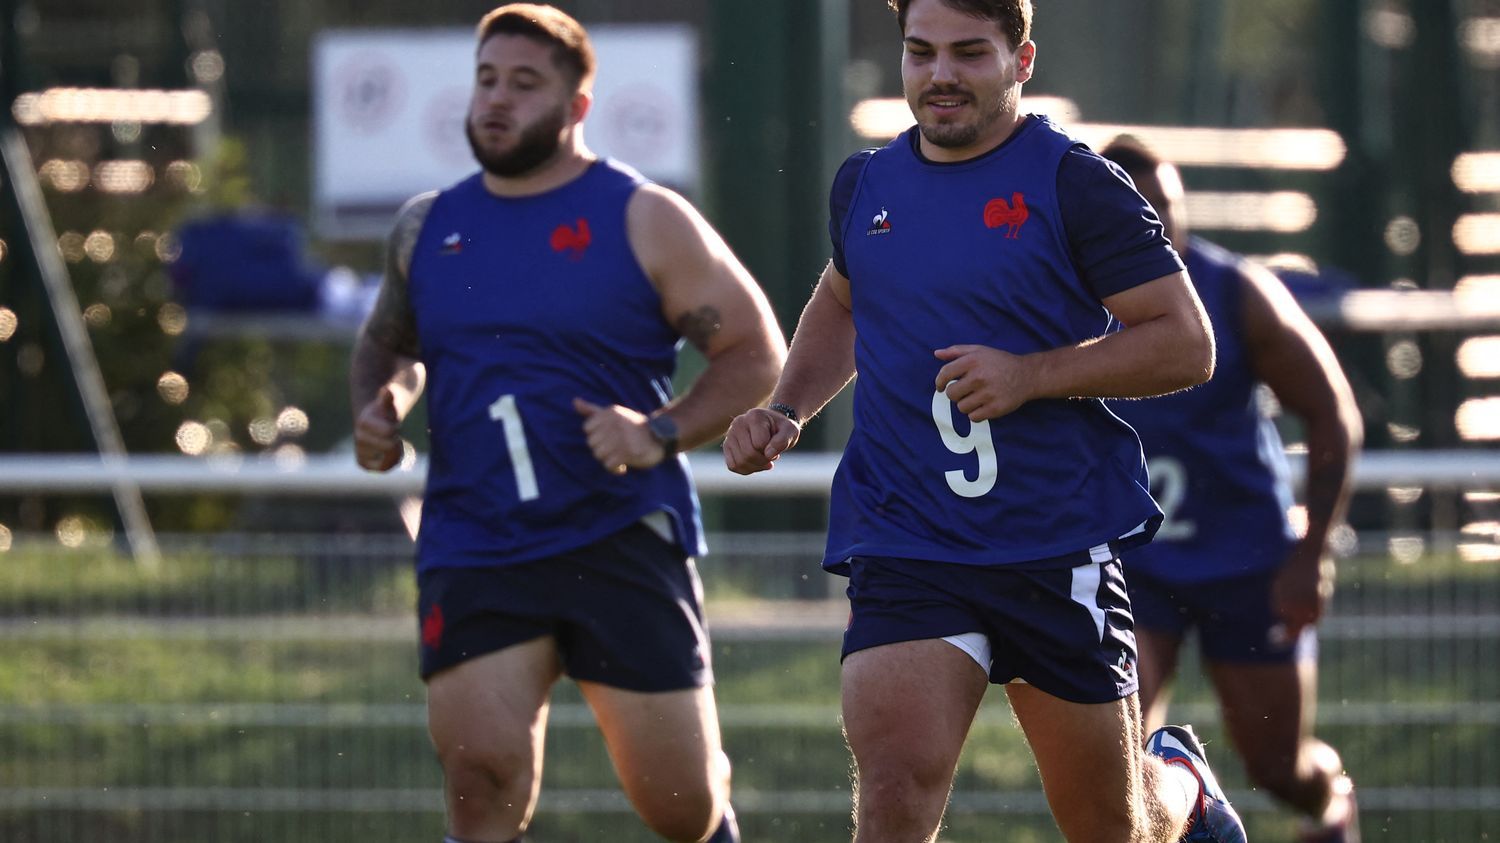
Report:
914,86,1015,150
466,103,568,177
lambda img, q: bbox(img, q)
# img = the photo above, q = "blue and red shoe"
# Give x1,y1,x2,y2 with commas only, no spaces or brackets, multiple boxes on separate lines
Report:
1147,724,1248,843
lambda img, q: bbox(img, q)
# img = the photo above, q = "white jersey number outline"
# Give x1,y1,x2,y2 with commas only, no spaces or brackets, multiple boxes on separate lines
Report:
931,391,998,498
488,394,540,501
1147,456,1196,540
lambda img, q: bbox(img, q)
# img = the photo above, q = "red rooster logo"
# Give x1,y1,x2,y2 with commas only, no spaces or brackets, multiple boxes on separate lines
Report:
983,193,1029,239
421,604,445,650
550,218,591,259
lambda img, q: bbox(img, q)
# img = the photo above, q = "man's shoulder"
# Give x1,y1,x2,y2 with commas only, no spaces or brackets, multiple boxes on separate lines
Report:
395,191,441,227
1025,113,1088,147
389,190,445,276
1186,238,1257,289
841,129,916,170
595,155,648,180
393,174,482,235
829,144,890,227
832,132,919,201
1187,237,1244,268
624,180,704,234
835,145,882,183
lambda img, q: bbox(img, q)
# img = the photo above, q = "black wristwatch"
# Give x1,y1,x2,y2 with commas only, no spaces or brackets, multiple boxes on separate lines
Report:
646,413,680,455
767,402,801,425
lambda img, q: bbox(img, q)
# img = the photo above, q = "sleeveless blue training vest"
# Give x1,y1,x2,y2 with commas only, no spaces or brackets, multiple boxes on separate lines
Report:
407,161,704,571
825,118,1162,572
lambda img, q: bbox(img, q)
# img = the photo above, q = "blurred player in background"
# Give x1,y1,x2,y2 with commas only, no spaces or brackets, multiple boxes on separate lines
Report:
350,5,784,842
1101,136,1364,843
725,0,1248,840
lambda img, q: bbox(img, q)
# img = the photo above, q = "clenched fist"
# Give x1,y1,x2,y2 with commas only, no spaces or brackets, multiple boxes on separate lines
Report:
723,407,801,475
354,386,403,471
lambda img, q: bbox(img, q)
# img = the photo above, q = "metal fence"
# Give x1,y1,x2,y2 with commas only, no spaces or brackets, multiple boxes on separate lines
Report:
1,505,1497,842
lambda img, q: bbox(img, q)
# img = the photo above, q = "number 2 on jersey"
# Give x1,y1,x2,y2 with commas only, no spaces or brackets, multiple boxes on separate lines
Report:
931,391,998,498
489,394,540,501
1147,456,1196,540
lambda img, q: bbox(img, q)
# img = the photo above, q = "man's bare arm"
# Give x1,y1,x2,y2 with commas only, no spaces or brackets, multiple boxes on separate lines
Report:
350,192,435,420
1039,271,1215,399
767,261,857,421
1242,263,1361,550
722,261,856,474
1241,262,1362,629
627,184,786,450
935,271,1214,422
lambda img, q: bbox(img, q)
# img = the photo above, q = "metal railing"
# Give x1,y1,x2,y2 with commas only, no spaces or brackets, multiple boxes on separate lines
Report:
2,456,1498,841
6,449,1500,495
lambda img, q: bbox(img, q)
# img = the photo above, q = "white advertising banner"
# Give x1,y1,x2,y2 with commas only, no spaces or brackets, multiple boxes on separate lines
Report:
312,25,699,239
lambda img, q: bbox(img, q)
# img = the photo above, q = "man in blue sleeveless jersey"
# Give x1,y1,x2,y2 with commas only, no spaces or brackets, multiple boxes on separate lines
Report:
349,6,785,842
724,1,1245,841
1102,138,1364,843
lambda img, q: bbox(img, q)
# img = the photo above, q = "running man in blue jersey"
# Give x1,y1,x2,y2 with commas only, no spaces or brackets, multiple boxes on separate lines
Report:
349,6,784,842
723,1,1244,841
1101,137,1364,843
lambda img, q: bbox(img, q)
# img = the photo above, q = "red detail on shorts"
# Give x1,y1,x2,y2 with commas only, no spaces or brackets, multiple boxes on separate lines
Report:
983,193,1029,238
550,218,591,258
421,604,445,649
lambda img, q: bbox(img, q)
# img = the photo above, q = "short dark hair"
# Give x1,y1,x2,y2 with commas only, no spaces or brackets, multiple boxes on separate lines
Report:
886,0,1032,50
1098,135,1162,182
476,3,596,92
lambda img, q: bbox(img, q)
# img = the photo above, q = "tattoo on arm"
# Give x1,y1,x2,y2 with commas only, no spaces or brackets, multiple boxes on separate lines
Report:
360,193,435,358
350,337,398,408
675,305,723,354
351,194,435,409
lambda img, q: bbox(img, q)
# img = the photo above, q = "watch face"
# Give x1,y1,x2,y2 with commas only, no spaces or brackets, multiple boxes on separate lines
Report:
769,402,800,423
648,415,680,452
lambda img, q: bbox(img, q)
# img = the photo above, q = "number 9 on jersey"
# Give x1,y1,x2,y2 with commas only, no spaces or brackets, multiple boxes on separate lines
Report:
931,390,998,498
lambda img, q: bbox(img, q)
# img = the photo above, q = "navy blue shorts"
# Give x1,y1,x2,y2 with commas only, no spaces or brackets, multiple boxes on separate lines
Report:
1127,566,1316,664
842,555,1139,704
416,522,712,690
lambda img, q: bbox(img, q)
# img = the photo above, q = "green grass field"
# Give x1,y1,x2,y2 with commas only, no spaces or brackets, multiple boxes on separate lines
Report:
1,543,1495,842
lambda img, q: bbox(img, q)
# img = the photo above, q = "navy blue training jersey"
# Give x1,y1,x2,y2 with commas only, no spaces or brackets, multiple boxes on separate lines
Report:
1110,237,1298,582
824,116,1178,572
407,161,704,571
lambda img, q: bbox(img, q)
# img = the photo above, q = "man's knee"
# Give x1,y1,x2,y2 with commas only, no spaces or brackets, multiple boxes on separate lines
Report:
854,757,955,828
632,753,732,842
634,785,722,842
438,743,537,821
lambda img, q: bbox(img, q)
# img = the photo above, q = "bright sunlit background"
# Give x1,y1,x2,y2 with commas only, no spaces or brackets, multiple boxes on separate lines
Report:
1,1,1498,841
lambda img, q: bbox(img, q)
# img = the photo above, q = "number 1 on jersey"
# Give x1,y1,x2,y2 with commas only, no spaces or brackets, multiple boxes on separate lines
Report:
931,391,998,498
489,394,540,501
